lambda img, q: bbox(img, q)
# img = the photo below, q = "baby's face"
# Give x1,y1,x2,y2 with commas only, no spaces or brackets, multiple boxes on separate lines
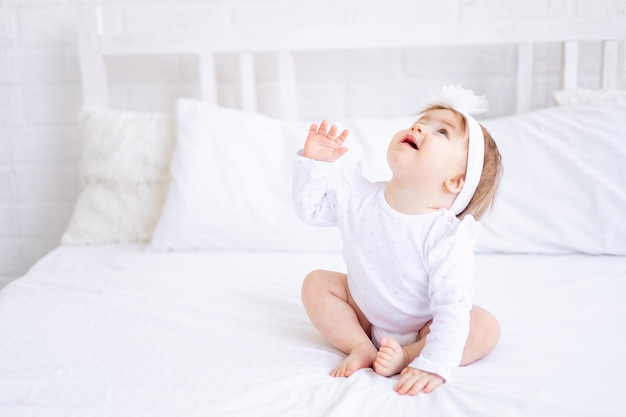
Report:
387,108,468,186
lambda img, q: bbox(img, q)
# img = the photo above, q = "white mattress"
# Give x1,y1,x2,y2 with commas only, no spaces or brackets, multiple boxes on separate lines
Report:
1,244,625,416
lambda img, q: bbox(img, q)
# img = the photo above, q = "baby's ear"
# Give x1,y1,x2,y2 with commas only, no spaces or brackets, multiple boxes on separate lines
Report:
444,174,465,194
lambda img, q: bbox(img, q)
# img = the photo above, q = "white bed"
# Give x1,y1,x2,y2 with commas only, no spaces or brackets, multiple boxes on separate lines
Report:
1,5,626,417
1,245,625,416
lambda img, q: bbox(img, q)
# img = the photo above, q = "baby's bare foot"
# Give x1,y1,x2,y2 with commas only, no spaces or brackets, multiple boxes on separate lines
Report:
373,337,409,377
330,341,378,378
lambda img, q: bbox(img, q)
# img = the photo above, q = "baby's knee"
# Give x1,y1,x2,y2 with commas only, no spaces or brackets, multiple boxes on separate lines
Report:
302,269,325,289
471,307,501,351
301,270,345,303
480,311,501,350
302,270,328,301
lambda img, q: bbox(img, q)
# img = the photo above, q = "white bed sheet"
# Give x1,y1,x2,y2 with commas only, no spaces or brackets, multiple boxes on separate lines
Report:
1,245,625,416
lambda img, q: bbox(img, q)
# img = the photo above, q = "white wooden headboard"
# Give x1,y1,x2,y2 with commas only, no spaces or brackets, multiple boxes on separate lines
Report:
78,5,626,119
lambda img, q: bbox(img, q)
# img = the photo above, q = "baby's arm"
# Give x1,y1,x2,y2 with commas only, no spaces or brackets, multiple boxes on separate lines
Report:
399,223,476,391
303,120,349,162
293,121,349,227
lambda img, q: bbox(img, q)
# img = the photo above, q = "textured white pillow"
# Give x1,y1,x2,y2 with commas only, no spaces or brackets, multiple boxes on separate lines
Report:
151,98,413,251
62,106,175,244
478,99,626,255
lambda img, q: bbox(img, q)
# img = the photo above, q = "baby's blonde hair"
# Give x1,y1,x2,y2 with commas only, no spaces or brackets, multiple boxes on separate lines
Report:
420,105,503,220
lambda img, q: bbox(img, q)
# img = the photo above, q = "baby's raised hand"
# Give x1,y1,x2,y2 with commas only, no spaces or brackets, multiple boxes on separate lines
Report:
394,366,444,396
303,120,349,162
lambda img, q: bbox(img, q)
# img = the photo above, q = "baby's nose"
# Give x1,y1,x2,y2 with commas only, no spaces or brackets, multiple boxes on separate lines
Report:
412,124,424,133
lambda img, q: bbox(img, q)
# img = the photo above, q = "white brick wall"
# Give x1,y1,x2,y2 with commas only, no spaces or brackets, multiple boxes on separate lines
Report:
1,0,625,287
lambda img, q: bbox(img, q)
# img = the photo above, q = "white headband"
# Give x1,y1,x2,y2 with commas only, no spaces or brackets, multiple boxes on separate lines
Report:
422,85,489,215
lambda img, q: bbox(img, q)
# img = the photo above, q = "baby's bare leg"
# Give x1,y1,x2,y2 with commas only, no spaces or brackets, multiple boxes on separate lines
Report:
458,305,501,366
301,270,377,377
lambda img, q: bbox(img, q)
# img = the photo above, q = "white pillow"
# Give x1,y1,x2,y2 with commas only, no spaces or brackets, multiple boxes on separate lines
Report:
62,106,175,244
478,99,626,255
151,99,335,251
151,98,411,252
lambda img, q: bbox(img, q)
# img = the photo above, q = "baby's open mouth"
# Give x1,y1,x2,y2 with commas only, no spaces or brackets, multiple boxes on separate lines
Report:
402,135,419,150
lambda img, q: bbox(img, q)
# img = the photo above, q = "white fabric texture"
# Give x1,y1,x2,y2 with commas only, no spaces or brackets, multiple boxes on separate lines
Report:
478,99,626,255
449,109,484,215
62,106,175,243
0,245,625,416
293,153,480,380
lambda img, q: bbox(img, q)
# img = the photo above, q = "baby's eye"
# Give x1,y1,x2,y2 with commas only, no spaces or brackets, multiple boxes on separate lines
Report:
438,128,448,137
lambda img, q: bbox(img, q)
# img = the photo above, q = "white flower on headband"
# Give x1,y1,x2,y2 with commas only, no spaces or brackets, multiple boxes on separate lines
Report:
423,84,489,115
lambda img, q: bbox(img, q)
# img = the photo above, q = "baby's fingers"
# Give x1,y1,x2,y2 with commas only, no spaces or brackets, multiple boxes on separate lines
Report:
317,120,329,136
324,124,347,143
335,128,349,145
394,368,443,396
311,120,348,142
421,377,443,394
395,373,426,396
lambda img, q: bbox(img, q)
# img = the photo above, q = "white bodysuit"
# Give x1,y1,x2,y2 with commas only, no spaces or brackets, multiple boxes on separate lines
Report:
293,153,481,381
